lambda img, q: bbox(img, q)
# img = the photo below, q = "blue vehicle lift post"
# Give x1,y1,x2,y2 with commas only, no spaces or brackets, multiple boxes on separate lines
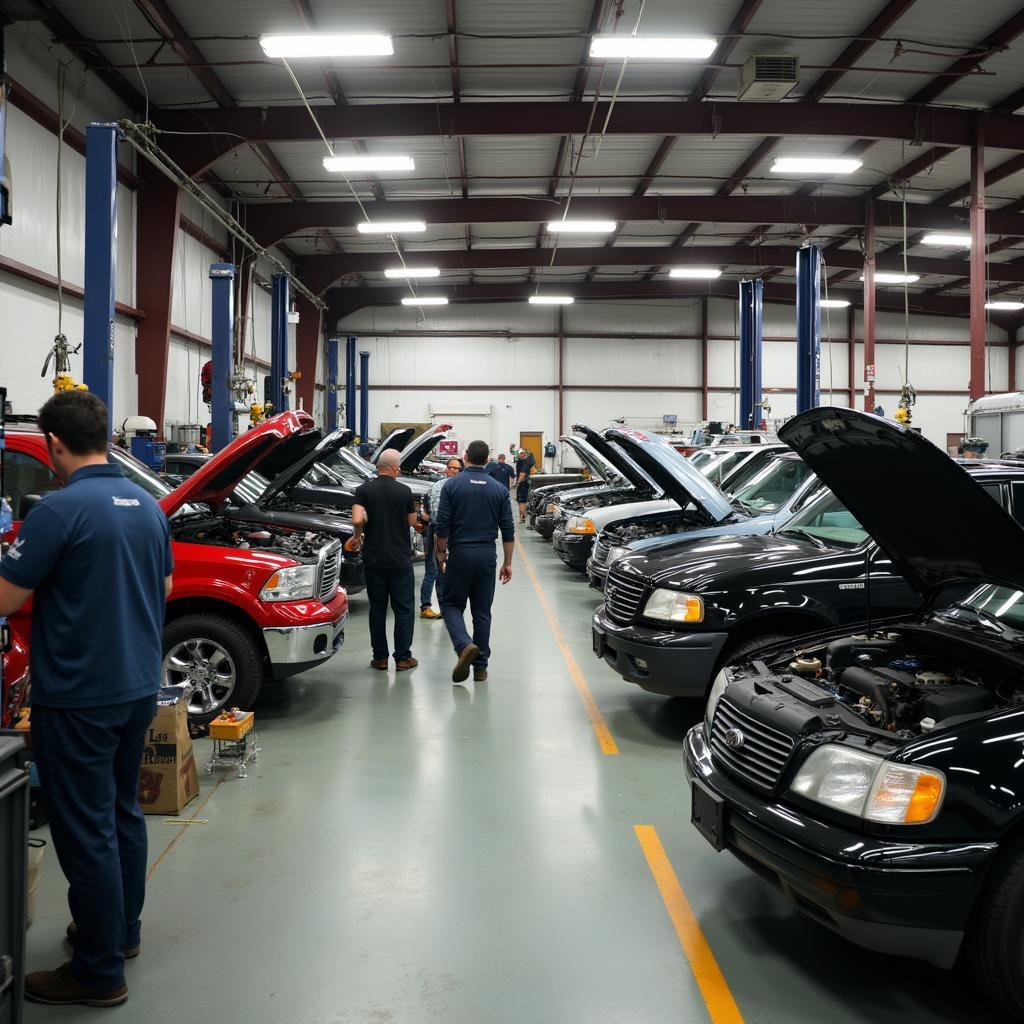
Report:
209,263,235,452
270,273,290,413
83,123,121,433
325,336,340,432
738,278,763,430
345,336,357,432
359,350,370,456
796,244,822,413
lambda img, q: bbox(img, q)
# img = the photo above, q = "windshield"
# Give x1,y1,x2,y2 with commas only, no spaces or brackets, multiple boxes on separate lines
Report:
696,449,747,485
953,586,1024,631
233,471,270,506
729,458,814,513
780,491,868,549
108,448,201,517
317,449,373,485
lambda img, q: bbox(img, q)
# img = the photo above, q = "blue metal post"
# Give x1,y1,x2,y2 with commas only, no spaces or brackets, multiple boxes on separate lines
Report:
326,336,340,432
359,350,370,455
796,244,822,413
209,263,235,452
270,272,290,413
83,123,120,433
345,336,357,432
738,279,763,430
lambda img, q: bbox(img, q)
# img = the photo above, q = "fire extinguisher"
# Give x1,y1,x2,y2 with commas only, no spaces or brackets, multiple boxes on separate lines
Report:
201,360,213,404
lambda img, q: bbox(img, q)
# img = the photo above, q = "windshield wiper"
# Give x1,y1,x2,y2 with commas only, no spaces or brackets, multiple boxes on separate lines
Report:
940,601,1022,638
780,527,827,550
729,497,758,515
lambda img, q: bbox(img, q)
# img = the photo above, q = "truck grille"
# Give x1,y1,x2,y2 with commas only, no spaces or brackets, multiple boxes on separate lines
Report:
710,697,795,792
593,538,612,566
318,542,342,602
604,567,646,624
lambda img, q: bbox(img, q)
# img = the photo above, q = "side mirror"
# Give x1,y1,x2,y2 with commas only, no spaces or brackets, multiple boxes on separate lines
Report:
18,494,41,519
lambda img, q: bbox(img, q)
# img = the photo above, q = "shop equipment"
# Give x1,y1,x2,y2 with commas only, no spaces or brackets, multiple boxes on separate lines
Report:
0,734,29,1024
122,416,166,471
739,278,764,429
796,243,822,413
205,710,259,779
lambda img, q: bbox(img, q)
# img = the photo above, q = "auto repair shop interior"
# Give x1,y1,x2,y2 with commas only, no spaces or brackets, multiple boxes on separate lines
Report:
5,1,1024,1021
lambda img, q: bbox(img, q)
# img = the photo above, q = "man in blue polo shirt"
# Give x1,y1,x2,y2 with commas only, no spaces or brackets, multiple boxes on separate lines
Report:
0,392,173,1009
435,439,515,683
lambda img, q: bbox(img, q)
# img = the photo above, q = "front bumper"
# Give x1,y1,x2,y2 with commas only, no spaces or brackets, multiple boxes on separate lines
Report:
552,530,593,568
263,609,348,678
684,724,994,969
534,513,559,539
592,607,727,697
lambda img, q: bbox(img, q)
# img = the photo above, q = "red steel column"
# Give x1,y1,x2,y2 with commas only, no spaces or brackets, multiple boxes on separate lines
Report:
294,293,323,415
847,304,856,408
863,198,876,411
701,296,709,419
135,166,181,428
970,117,987,401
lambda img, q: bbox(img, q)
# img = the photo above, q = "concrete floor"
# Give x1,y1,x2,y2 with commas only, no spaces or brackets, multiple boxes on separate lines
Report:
24,528,1015,1023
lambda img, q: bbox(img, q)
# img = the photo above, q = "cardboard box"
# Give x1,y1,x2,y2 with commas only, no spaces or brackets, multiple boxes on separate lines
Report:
138,700,198,816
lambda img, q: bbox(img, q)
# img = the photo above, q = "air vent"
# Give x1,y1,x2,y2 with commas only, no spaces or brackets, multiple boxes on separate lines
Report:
738,55,799,102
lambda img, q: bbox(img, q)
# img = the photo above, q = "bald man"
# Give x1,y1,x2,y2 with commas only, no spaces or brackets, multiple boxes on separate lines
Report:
351,448,418,671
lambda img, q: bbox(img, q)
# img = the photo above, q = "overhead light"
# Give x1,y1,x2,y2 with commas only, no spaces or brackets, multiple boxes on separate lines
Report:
357,220,427,234
546,220,616,234
259,34,394,58
590,36,717,60
529,295,574,305
861,272,920,285
401,296,448,306
820,299,851,308
384,267,440,279
323,155,415,173
986,301,1024,311
921,233,972,247
771,158,863,175
669,267,721,279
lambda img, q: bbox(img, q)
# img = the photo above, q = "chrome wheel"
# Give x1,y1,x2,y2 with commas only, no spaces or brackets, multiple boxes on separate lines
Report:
163,637,237,717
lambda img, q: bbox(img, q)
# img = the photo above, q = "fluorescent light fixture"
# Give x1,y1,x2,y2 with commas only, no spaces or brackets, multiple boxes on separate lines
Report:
986,301,1024,311
401,296,448,306
383,267,440,279
529,295,574,305
590,36,717,60
771,158,863,175
259,34,393,58
356,220,426,234
546,220,616,234
820,299,851,308
323,155,415,173
861,272,920,285
921,233,972,247
668,267,721,279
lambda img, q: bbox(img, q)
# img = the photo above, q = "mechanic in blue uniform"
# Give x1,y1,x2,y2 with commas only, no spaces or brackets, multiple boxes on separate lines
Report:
514,448,534,523
434,440,515,684
0,392,172,1009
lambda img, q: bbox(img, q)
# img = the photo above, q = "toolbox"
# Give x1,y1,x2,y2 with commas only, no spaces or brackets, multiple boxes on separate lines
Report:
0,734,29,1024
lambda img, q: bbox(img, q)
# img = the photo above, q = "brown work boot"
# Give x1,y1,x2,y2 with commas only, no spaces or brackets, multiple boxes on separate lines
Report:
395,658,418,671
452,644,479,683
66,922,139,960
370,658,389,670
25,963,128,1008
420,607,441,620
473,669,488,683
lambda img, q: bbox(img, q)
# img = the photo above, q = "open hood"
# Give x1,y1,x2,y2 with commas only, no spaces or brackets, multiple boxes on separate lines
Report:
561,436,613,482
256,427,356,503
571,423,657,493
370,427,416,462
604,427,733,525
161,411,317,517
778,407,1024,596
399,423,453,473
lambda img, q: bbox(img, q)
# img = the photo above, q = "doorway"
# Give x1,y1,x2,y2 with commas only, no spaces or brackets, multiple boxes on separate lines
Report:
519,431,543,472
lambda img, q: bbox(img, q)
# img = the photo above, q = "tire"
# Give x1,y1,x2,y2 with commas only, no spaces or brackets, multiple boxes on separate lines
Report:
718,632,790,671
162,614,263,724
966,836,1024,1017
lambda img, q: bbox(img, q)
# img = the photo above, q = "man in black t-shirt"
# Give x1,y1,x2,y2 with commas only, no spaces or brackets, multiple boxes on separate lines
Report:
351,448,418,671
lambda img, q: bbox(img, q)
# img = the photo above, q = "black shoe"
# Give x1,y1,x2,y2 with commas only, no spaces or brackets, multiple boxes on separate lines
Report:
452,644,479,683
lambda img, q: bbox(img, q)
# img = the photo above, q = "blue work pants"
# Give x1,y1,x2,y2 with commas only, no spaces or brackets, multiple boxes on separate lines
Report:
440,544,497,669
419,527,443,609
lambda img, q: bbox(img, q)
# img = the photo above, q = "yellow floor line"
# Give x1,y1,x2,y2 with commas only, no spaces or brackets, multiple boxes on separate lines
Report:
634,824,745,1024
517,538,619,755
146,774,229,881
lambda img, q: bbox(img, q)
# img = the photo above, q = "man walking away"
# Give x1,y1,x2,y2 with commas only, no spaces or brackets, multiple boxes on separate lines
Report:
419,457,462,618
489,452,516,490
0,391,172,1008
514,447,534,523
435,440,514,683
351,449,418,671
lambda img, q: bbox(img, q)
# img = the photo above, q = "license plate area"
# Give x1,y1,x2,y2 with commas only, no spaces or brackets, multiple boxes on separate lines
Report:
691,779,726,852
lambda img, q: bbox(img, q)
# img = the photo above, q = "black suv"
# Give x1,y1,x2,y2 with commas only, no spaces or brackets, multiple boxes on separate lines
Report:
593,439,1024,699
685,407,1024,1017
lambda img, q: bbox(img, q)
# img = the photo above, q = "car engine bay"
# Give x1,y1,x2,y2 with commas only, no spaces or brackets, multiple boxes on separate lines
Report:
172,517,335,563
603,511,687,544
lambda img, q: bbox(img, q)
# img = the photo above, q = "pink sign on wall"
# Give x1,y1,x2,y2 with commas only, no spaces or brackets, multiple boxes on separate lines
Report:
438,439,460,457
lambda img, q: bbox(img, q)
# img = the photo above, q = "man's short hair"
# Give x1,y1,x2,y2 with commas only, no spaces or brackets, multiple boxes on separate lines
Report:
37,392,109,455
378,448,402,471
518,448,527,455
465,440,489,466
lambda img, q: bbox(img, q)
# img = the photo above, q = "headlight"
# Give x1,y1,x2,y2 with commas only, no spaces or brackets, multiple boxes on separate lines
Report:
567,516,596,535
789,745,945,825
259,564,316,602
642,588,704,623
546,503,557,514
705,670,729,731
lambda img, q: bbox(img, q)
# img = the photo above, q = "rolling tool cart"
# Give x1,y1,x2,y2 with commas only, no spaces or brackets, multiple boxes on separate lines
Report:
205,709,259,779
0,737,29,1024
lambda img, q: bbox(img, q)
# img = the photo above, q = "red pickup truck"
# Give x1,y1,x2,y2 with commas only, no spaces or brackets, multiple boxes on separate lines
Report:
2,411,349,722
